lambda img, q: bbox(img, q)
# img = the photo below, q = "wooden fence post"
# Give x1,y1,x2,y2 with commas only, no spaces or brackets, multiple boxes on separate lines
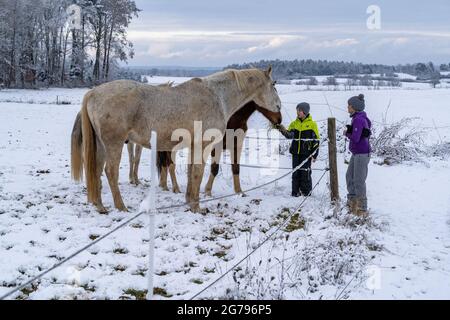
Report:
328,118,340,205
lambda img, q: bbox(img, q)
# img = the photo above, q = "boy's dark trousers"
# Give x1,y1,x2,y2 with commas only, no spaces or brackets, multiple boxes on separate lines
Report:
292,154,312,196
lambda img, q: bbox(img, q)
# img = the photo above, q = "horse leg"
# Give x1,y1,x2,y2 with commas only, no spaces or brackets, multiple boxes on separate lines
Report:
159,166,169,191
159,152,169,191
190,162,206,213
133,145,143,185
185,162,193,205
94,140,107,213
169,152,181,193
127,143,135,185
205,147,222,197
232,139,245,195
186,143,205,212
104,143,128,212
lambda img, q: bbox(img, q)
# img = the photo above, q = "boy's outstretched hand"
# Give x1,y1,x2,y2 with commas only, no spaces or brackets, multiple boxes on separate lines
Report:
275,124,295,140
275,124,288,134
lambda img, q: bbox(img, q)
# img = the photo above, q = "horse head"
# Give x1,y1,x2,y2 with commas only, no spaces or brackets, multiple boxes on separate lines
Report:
247,67,283,125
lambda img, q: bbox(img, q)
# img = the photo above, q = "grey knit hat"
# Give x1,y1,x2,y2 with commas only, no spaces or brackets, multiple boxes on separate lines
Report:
348,94,365,112
296,102,311,115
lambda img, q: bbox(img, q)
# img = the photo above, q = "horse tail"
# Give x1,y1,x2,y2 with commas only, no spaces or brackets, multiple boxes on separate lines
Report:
71,112,83,181
81,91,98,203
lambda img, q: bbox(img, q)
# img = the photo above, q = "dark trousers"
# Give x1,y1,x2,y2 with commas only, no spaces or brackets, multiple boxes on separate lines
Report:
292,154,312,196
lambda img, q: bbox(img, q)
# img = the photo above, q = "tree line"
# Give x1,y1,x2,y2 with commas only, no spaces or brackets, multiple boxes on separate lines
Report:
226,59,449,81
0,0,139,88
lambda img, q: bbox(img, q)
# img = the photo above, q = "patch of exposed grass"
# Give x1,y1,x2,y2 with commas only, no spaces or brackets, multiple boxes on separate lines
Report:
238,226,252,232
285,213,306,233
48,255,64,261
367,243,384,252
212,227,225,235
250,199,262,205
197,247,208,255
133,268,148,277
153,287,173,298
36,169,51,175
114,265,127,272
17,283,39,299
81,284,96,292
191,278,204,285
277,207,291,220
203,267,216,274
123,289,147,300
113,247,129,255
214,250,227,259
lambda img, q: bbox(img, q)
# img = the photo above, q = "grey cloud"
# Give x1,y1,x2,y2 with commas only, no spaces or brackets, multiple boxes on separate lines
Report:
128,0,450,66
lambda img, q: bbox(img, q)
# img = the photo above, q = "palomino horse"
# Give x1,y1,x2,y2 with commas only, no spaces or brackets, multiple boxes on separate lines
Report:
71,68,282,213
127,81,181,193
71,82,176,188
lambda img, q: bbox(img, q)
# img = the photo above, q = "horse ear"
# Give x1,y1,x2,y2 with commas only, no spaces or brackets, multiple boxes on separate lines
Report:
265,65,273,77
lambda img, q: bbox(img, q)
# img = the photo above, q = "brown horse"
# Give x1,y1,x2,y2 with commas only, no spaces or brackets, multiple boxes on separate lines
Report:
205,100,260,196
71,68,282,213
153,100,275,197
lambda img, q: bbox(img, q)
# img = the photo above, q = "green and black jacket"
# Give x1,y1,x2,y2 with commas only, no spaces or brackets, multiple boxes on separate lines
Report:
282,115,321,158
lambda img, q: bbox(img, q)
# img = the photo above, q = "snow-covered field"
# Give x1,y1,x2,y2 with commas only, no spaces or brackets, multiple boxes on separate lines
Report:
1,78,450,300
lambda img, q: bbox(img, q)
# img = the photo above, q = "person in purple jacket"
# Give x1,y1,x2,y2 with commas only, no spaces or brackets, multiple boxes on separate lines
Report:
344,94,372,217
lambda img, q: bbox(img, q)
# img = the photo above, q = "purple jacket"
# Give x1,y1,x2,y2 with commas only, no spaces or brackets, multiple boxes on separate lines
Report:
346,112,372,154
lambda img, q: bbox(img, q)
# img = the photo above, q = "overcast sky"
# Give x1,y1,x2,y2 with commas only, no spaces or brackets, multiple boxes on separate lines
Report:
127,0,450,67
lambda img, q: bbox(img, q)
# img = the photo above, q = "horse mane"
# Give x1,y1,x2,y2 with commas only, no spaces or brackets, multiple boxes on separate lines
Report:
203,69,268,92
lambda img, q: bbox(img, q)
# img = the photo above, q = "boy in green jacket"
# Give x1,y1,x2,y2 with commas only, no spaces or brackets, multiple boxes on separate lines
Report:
277,103,321,197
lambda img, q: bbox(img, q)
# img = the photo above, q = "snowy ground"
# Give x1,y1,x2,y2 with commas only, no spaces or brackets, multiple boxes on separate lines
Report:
0,79,449,300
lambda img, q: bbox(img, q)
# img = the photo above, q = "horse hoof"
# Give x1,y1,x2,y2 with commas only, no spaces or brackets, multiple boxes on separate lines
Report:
173,188,181,194
205,191,212,197
190,206,208,214
96,205,108,214
189,205,200,213
117,205,129,212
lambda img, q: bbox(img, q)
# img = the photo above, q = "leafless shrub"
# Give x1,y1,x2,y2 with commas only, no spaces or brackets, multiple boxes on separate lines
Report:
371,118,427,164
221,196,385,300
430,142,450,159
224,234,289,300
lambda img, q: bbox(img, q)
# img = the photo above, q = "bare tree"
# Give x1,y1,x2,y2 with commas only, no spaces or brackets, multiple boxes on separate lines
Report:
0,0,139,88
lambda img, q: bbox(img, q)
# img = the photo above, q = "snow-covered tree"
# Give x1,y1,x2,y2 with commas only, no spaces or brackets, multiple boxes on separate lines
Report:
0,0,140,88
